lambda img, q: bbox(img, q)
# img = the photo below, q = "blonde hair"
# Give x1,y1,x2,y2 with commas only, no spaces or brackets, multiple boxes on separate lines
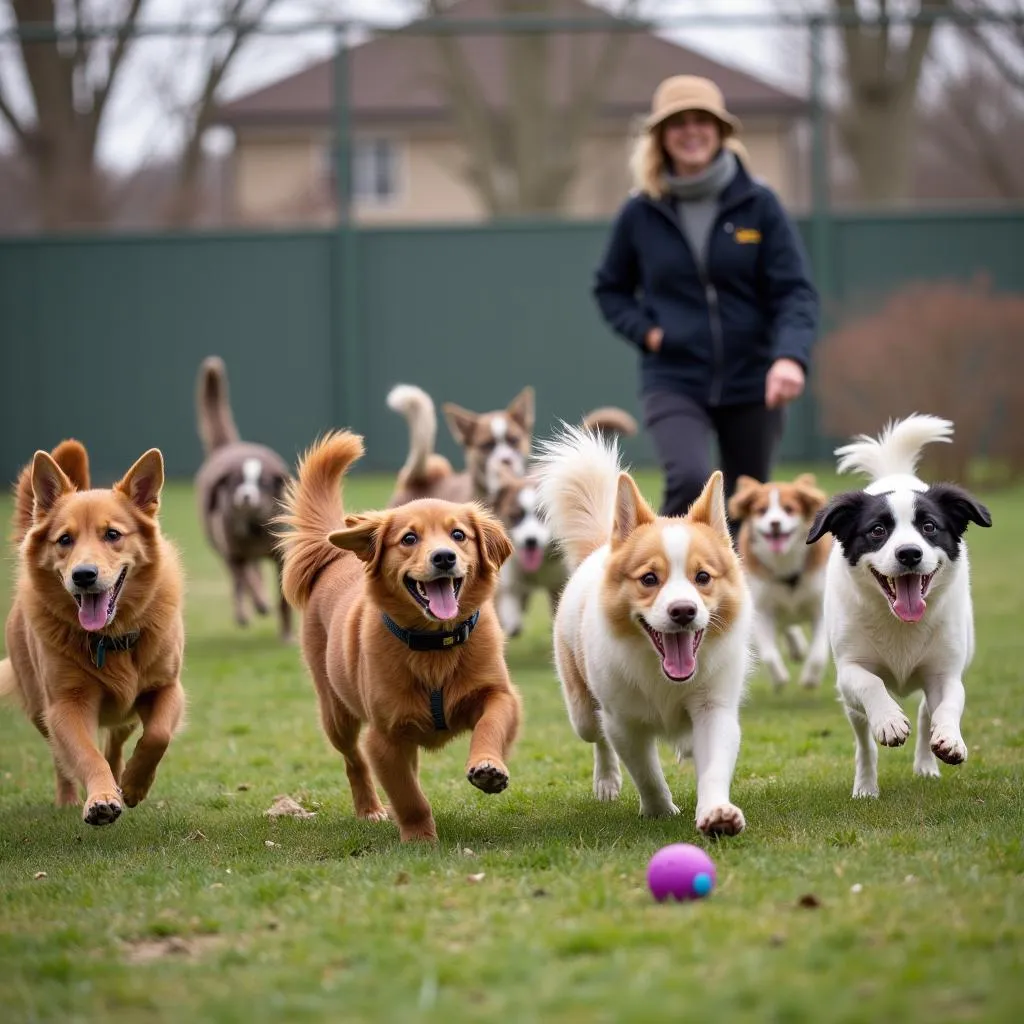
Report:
628,119,739,199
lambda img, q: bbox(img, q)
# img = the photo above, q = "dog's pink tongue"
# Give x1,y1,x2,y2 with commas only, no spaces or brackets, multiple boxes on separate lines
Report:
519,547,544,573
768,536,788,554
78,592,109,632
424,579,459,620
661,630,696,680
893,575,926,623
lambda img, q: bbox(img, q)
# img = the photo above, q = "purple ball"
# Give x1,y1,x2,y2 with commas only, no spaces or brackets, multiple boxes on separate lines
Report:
647,843,717,902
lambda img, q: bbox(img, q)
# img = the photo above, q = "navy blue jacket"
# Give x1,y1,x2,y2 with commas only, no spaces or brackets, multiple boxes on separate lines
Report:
593,162,819,407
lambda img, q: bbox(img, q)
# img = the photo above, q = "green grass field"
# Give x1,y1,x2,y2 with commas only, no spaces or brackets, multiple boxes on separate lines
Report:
1,466,1022,1024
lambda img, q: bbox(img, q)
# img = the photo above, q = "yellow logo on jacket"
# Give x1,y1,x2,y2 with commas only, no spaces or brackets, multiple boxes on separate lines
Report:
735,228,762,244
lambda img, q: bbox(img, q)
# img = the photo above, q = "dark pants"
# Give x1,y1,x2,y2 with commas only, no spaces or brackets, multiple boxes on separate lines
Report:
643,390,785,536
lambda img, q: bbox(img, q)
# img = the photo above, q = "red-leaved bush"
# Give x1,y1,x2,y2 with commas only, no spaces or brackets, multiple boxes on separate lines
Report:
815,277,1024,484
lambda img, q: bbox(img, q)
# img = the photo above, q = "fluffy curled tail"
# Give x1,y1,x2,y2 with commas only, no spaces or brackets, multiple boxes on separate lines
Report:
580,406,638,438
11,439,90,544
275,431,364,609
197,356,241,456
834,413,954,482
533,424,621,571
387,383,452,488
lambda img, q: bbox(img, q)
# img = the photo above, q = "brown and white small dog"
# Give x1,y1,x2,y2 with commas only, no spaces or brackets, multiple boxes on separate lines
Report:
535,426,753,836
194,356,293,640
490,407,638,637
1,439,185,826
275,431,522,843
386,383,534,508
728,474,832,691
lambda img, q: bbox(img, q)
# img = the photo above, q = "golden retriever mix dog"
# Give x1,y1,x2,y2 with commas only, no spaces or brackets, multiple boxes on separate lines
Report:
0,440,185,826
275,430,521,843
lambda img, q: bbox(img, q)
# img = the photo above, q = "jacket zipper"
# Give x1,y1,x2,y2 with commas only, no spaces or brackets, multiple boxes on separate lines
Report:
645,193,750,408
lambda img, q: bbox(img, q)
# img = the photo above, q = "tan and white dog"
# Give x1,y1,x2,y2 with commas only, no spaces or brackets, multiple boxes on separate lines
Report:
535,426,754,836
729,473,832,691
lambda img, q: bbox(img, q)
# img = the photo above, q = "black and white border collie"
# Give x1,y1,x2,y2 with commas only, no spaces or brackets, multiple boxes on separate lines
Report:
807,414,992,798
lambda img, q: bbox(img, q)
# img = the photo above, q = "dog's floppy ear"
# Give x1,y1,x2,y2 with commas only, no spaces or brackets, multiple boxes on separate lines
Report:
726,475,761,521
611,472,656,546
329,512,388,571
31,451,75,516
116,449,164,516
51,439,90,491
443,402,479,447
506,386,535,435
927,483,992,535
688,470,730,543
792,474,829,517
806,491,866,546
470,504,514,573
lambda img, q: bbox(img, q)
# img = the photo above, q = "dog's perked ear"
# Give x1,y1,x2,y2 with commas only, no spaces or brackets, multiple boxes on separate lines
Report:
806,491,868,546
31,451,75,516
926,484,993,535
611,472,656,546
470,505,514,574
505,386,535,435
726,474,761,521
688,470,731,543
116,449,165,516
50,439,90,491
442,403,479,447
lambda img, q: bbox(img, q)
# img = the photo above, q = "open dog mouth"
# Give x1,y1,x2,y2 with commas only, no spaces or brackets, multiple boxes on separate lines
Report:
870,568,936,623
759,527,795,554
404,574,464,621
639,617,704,682
517,543,544,573
73,567,128,632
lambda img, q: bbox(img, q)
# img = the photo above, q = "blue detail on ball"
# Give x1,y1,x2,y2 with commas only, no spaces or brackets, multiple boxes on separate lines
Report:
692,872,713,896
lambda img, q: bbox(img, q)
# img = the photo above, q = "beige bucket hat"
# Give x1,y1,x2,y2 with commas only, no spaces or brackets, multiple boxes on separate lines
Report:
645,75,742,135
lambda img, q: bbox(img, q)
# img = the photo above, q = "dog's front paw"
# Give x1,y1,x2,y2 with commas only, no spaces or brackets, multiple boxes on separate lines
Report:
467,760,509,794
357,805,390,823
640,800,680,819
594,774,621,802
852,779,879,798
931,728,967,766
83,789,122,826
120,765,156,808
798,660,826,690
697,802,745,836
873,709,911,747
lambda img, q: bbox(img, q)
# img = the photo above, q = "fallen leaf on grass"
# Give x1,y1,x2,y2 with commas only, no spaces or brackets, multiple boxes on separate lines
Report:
395,871,410,886
122,935,223,965
797,893,821,909
264,795,316,819
185,830,207,842
237,783,251,792
467,873,486,884
33,871,47,880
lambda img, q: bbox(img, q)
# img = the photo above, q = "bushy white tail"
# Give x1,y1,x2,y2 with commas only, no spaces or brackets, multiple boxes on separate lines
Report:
533,424,621,570
834,413,953,482
387,383,437,485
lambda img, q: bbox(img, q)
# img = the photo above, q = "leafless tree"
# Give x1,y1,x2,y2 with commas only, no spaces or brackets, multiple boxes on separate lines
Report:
419,0,647,215
957,0,1024,89
0,0,287,229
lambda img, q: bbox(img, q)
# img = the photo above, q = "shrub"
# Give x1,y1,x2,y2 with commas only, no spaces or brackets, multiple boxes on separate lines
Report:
814,277,1024,484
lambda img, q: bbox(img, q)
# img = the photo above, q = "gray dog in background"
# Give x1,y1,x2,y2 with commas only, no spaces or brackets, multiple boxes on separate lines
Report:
194,356,293,641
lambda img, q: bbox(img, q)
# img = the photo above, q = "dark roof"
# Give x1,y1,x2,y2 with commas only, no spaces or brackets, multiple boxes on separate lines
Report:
215,0,806,129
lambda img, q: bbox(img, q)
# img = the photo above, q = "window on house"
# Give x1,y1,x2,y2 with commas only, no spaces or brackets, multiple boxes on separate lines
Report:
324,138,400,205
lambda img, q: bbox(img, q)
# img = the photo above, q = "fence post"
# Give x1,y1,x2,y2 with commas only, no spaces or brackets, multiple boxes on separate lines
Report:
332,23,362,434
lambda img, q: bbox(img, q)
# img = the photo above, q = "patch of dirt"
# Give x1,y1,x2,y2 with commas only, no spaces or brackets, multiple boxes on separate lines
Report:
263,795,316,819
122,935,223,965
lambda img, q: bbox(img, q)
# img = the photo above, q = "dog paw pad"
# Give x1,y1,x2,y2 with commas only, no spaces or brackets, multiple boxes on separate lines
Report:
467,761,509,794
83,793,122,827
931,732,967,766
697,803,745,836
874,712,911,747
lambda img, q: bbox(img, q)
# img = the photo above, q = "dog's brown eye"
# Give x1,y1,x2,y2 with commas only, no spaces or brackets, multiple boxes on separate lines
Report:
401,532,418,546
56,533,73,547
783,505,795,515
695,570,711,586
640,572,658,587
451,528,466,542
921,521,937,535
104,528,122,542
870,524,887,539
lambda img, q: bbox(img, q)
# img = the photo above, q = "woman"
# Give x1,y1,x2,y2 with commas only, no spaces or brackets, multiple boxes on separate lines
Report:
593,75,818,527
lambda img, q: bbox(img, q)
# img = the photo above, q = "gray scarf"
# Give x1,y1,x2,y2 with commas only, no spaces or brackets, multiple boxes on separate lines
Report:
661,149,738,273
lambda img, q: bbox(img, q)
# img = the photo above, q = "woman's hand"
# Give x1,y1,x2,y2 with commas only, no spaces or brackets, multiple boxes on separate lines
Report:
644,327,664,353
765,358,805,409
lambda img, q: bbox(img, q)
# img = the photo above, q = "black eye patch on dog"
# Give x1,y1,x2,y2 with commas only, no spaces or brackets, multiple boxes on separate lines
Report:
807,491,895,565
914,485,992,560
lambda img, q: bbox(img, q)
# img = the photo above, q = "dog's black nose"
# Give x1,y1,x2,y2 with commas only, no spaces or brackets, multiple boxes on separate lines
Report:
431,548,457,572
895,545,923,568
524,537,539,550
71,564,99,588
667,601,697,625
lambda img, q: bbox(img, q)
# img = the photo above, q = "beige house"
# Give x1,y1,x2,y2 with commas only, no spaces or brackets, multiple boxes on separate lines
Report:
214,0,809,226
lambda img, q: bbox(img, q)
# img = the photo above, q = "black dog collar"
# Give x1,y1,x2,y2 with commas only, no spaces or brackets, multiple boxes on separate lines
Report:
89,630,141,669
381,610,480,652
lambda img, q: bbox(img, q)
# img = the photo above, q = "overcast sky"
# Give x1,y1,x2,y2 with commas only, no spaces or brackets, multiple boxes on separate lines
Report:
0,1,869,171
